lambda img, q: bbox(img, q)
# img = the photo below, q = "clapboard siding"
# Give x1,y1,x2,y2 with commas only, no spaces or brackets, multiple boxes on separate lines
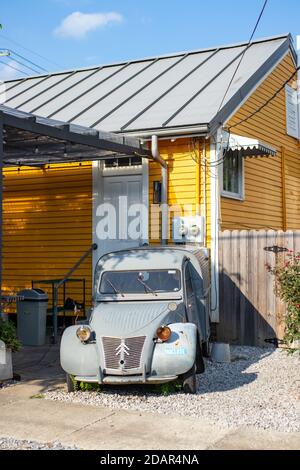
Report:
218,229,300,346
222,53,300,231
2,163,93,312
149,138,207,242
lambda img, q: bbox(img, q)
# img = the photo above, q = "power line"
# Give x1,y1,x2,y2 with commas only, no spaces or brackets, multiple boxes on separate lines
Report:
217,0,269,113
0,58,29,76
10,50,48,73
227,65,300,131
0,51,41,75
0,32,62,69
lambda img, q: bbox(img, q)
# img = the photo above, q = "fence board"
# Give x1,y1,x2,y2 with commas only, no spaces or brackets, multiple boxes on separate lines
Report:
218,229,300,346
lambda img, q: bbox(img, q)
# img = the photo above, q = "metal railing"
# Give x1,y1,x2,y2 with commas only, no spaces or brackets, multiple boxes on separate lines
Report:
51,243,98,343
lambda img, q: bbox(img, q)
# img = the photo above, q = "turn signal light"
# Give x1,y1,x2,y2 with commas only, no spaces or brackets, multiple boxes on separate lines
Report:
156,325,171,342
76,326,91,343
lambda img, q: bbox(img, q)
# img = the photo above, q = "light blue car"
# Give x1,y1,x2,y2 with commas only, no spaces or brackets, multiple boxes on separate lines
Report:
60,246,211,394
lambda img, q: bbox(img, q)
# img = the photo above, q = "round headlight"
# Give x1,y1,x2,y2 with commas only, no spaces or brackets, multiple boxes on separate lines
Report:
156,325,171,342
76,326,91,342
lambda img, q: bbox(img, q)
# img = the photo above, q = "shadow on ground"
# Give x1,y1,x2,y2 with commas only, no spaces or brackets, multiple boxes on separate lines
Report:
12,341,65,394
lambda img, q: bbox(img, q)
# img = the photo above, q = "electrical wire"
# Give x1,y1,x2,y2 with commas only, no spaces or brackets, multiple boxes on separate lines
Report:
217,0,269,113
0,32,62,69
0,52,41,75
227,65,300,131
0,58,29,76
9,50,48,73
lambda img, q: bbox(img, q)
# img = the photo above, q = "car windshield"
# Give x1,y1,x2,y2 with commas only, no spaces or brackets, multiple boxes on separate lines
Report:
100,269,181,295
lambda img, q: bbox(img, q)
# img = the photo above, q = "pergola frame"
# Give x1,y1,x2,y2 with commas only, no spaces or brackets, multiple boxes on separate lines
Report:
0,105,152,306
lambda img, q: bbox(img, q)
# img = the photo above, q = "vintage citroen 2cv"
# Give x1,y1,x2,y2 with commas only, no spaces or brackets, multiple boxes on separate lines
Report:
60,246,211,393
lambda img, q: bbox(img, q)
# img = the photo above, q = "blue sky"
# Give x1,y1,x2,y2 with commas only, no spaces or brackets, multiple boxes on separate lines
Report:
0,0,299,79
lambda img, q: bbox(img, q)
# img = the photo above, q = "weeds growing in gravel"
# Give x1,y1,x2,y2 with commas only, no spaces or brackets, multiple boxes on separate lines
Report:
159,381,182,396
78,382,102,392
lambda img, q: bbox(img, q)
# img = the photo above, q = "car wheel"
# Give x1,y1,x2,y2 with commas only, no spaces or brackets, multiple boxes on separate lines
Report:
182,364,197,394
66,373,77,392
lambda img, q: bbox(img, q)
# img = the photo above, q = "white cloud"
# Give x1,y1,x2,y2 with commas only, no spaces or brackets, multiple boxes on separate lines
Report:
0,60,22,81
54,11,123,39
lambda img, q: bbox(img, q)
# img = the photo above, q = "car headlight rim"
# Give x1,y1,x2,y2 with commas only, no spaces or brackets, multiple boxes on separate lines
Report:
76,326,92,343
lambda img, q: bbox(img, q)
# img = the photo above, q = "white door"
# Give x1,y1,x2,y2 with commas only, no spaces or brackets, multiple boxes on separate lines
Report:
95,174,144,258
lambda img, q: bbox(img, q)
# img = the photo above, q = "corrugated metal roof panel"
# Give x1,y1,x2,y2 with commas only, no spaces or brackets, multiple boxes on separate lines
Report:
122,46,244,132
49,63,149,122
27,69,94,113
71,56,185,128
94,51,216,132
5,75,50,103
8,74,70,109
164,38,288,127
2,35,292,134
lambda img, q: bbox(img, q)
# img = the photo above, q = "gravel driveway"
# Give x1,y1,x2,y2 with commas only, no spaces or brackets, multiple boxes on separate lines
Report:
45,346,300,433
0,437,78,450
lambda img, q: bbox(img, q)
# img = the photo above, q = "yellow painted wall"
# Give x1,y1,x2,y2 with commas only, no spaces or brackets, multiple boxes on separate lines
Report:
2,162,93,312
221,52,300,230
149,138,210,244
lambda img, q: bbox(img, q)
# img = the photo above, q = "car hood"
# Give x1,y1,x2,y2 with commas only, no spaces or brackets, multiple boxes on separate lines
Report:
90,301,183,338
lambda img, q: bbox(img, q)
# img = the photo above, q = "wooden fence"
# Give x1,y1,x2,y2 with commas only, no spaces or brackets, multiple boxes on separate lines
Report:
217,230,300,346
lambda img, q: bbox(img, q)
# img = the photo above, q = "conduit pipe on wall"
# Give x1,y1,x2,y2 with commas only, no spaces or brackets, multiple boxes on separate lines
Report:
297,35,300,141
151,135,168,245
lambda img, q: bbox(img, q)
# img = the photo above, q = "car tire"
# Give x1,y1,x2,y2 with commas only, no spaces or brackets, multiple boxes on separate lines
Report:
202,339,211,358
196,340,205,373
182,364,197,394
66,373,77,392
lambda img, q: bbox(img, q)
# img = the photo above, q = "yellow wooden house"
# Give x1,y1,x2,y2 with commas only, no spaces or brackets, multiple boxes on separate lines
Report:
1,33,300,344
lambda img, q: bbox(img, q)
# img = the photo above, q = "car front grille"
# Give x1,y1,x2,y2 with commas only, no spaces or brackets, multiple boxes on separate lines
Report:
102,336,146,371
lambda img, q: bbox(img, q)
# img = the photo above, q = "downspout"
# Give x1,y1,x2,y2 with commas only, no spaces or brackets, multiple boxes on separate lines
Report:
210,130,221,323
202,141,207,245
297,35,300,141
281,146,287,232
0,115,3,316
151,135,168,245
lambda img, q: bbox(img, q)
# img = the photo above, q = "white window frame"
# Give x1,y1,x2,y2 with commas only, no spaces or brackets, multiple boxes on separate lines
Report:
220,151,245,201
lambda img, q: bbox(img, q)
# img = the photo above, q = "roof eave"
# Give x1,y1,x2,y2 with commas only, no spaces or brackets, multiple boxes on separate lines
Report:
117,124,209,139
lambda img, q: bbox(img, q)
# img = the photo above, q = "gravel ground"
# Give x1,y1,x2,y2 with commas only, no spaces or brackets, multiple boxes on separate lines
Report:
0,437,79,450
45,346,300,433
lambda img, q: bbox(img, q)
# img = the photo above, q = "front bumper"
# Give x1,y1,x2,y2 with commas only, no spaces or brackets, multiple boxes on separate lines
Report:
74,374,178,385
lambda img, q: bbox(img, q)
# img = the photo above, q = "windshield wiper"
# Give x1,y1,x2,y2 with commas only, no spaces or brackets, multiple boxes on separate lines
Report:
137,277,158,296
106,278,124,297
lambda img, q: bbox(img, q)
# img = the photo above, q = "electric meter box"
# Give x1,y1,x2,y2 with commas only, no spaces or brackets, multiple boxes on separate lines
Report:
172,216,205,244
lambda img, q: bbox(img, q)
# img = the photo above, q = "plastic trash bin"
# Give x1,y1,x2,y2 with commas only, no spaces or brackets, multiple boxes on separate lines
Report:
17,289,48,346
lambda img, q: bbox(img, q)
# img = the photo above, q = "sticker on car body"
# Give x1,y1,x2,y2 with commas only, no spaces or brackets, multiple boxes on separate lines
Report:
164,347,187,355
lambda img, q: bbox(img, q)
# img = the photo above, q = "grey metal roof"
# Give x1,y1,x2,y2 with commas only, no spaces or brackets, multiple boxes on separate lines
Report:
0,104,151,166
2,34,295,137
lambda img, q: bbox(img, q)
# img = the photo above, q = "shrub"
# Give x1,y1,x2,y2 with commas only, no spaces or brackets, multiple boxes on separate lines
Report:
0,318,21,352
266,251,300,351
